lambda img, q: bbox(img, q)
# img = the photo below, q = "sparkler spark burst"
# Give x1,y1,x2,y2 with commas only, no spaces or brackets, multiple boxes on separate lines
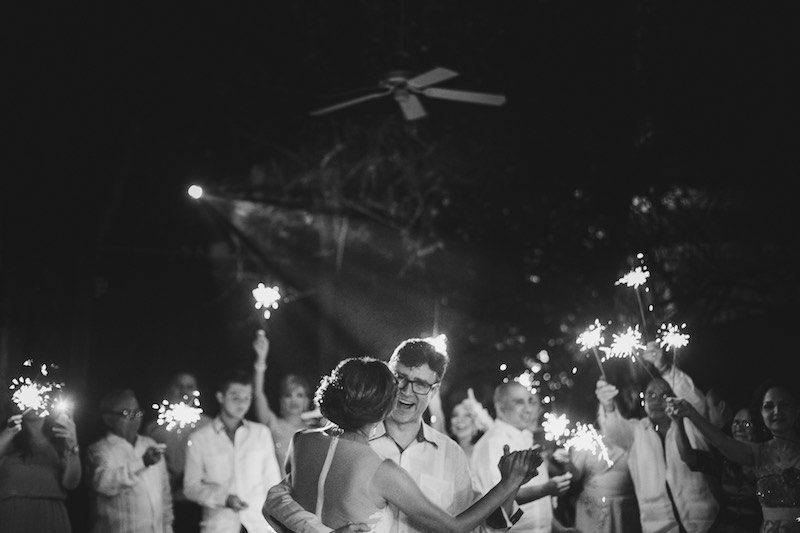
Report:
614,266,650,289
152,392,203,432
252,283,281,319
423,334,448,356
514,370,536,392
577,320,606,351
600,326,644,360
657,323,690,351
9,360,64,417
542,413,571,443
564,423,614,468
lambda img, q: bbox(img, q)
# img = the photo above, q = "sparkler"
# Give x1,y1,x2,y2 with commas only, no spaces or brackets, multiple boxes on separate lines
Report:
8,359,63,417
252,283,281,320
577,319,608,380
657,323,689,352
152,391,203,433
600,326,644,360
615,254,652,339
658,322,690,388
600,326,657,380
542,412,571,444
564,422,614,468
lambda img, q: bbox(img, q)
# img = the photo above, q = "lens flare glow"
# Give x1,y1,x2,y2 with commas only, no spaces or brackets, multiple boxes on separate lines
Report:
152,392,203,433
252,283,281,319
423,334,448,356
657,323,690,351
600,325,644,360
187,185,204,199
615,266,650,288
577,320,606,351
542,412,571,443
53,397,73,415
564,423,613,467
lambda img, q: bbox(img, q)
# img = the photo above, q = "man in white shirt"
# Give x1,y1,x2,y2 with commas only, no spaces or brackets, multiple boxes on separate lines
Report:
184,369,281,533
596,342,718,532
88,388,173,533
471,382,574,533
265,338,523,533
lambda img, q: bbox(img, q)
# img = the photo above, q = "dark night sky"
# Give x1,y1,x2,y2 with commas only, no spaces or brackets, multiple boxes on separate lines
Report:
4,3,800,442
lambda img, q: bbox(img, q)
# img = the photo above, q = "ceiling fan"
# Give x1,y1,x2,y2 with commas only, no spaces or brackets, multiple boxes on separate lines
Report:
309,67,507,121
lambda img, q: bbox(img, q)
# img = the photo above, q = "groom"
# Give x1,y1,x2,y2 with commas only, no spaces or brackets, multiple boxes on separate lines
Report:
264,337,524,532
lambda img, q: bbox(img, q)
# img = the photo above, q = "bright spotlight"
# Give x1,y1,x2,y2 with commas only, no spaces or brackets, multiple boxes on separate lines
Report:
187,185,204,199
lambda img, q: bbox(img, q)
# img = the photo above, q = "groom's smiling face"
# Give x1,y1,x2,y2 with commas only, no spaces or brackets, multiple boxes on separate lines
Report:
389,362,438,425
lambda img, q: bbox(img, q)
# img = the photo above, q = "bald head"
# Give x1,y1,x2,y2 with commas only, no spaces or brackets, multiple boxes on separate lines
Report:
493,383,540,431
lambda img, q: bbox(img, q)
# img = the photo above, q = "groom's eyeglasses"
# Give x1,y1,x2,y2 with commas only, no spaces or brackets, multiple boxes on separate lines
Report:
394,373,438,395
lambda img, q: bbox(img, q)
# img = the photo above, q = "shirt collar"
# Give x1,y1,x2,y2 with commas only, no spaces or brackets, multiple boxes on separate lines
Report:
370,420,439,449
494,418,533,439
106,432,140,449
212,416,248,434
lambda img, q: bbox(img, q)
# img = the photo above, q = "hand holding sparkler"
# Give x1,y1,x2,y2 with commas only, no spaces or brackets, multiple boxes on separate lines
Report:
143,443,167,466
252,329,269,366
51,414,78,450
4,411,29,435
641,341,668,374
595,379,619,413
665,397,700,422
544,472,573,497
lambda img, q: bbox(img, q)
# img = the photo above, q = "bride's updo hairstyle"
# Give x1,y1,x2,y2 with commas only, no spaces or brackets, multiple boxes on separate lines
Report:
315,357,398,431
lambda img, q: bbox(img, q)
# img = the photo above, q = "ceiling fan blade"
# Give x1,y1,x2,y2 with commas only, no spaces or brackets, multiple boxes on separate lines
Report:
396,93,427,121
422,87,507,106
309,89,391,116
406,67,459,89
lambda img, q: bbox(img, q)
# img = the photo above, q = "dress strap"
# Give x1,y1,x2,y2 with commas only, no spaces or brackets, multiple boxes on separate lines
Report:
315,436,339,517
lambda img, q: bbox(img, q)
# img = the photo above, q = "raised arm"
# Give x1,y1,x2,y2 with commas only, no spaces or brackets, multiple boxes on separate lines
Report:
643,341,707,416
667,398,755,466
377,446,541,533
671,412,701,470
51,413,82,490
0,412,24,457
252,330,277,428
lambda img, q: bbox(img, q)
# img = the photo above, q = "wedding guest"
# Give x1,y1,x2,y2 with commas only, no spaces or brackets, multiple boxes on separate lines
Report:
448,389,494,459
669,380,800,532
184,369,281,533
88,388,173,532
252,330,314,476
471,382,576,533
0,405,81,533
